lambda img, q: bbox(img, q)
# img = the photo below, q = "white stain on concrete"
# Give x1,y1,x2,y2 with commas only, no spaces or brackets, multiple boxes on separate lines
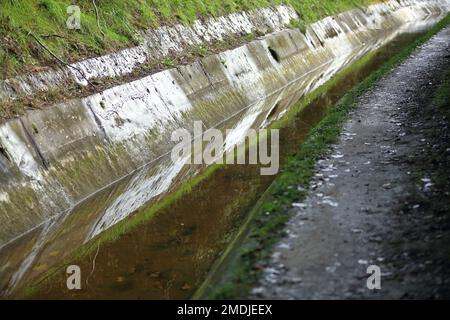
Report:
0,124,41,181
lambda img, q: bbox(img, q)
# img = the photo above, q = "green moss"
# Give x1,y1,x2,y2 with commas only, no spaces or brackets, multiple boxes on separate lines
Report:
163,58,175,68
289,19,307,34
433,69,450,108
192,45,209,58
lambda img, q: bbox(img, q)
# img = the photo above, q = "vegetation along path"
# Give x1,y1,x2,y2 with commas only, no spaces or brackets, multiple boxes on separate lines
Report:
250,25,450,299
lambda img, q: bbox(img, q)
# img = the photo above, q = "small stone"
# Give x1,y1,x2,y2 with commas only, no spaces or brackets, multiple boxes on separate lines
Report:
181,283,192,291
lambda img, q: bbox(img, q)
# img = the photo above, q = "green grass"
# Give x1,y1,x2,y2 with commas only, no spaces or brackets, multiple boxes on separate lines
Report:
202,12,450,300
427,67,450,193
0,0,376,79
433,68,450,108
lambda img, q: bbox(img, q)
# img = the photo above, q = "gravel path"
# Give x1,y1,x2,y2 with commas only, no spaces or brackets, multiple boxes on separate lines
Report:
250,26,450,300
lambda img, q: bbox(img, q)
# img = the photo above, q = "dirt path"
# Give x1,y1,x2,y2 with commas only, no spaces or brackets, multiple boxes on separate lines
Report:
250,26,450,300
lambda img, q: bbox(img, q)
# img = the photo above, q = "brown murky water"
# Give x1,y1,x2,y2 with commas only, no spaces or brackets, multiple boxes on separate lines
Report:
20,29,433,299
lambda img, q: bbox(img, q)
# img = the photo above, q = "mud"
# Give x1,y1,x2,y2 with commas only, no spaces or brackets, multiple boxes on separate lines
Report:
251,26,450,299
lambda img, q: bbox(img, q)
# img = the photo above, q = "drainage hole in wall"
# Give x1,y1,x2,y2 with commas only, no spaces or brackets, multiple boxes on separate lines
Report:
268,47,280,63
0,144,11,162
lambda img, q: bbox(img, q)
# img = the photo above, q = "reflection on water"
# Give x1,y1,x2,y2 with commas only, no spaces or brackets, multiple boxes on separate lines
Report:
0,15,445,298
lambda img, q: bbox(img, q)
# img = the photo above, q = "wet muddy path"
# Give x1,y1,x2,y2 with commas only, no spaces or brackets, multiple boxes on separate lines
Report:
251,26,450,299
